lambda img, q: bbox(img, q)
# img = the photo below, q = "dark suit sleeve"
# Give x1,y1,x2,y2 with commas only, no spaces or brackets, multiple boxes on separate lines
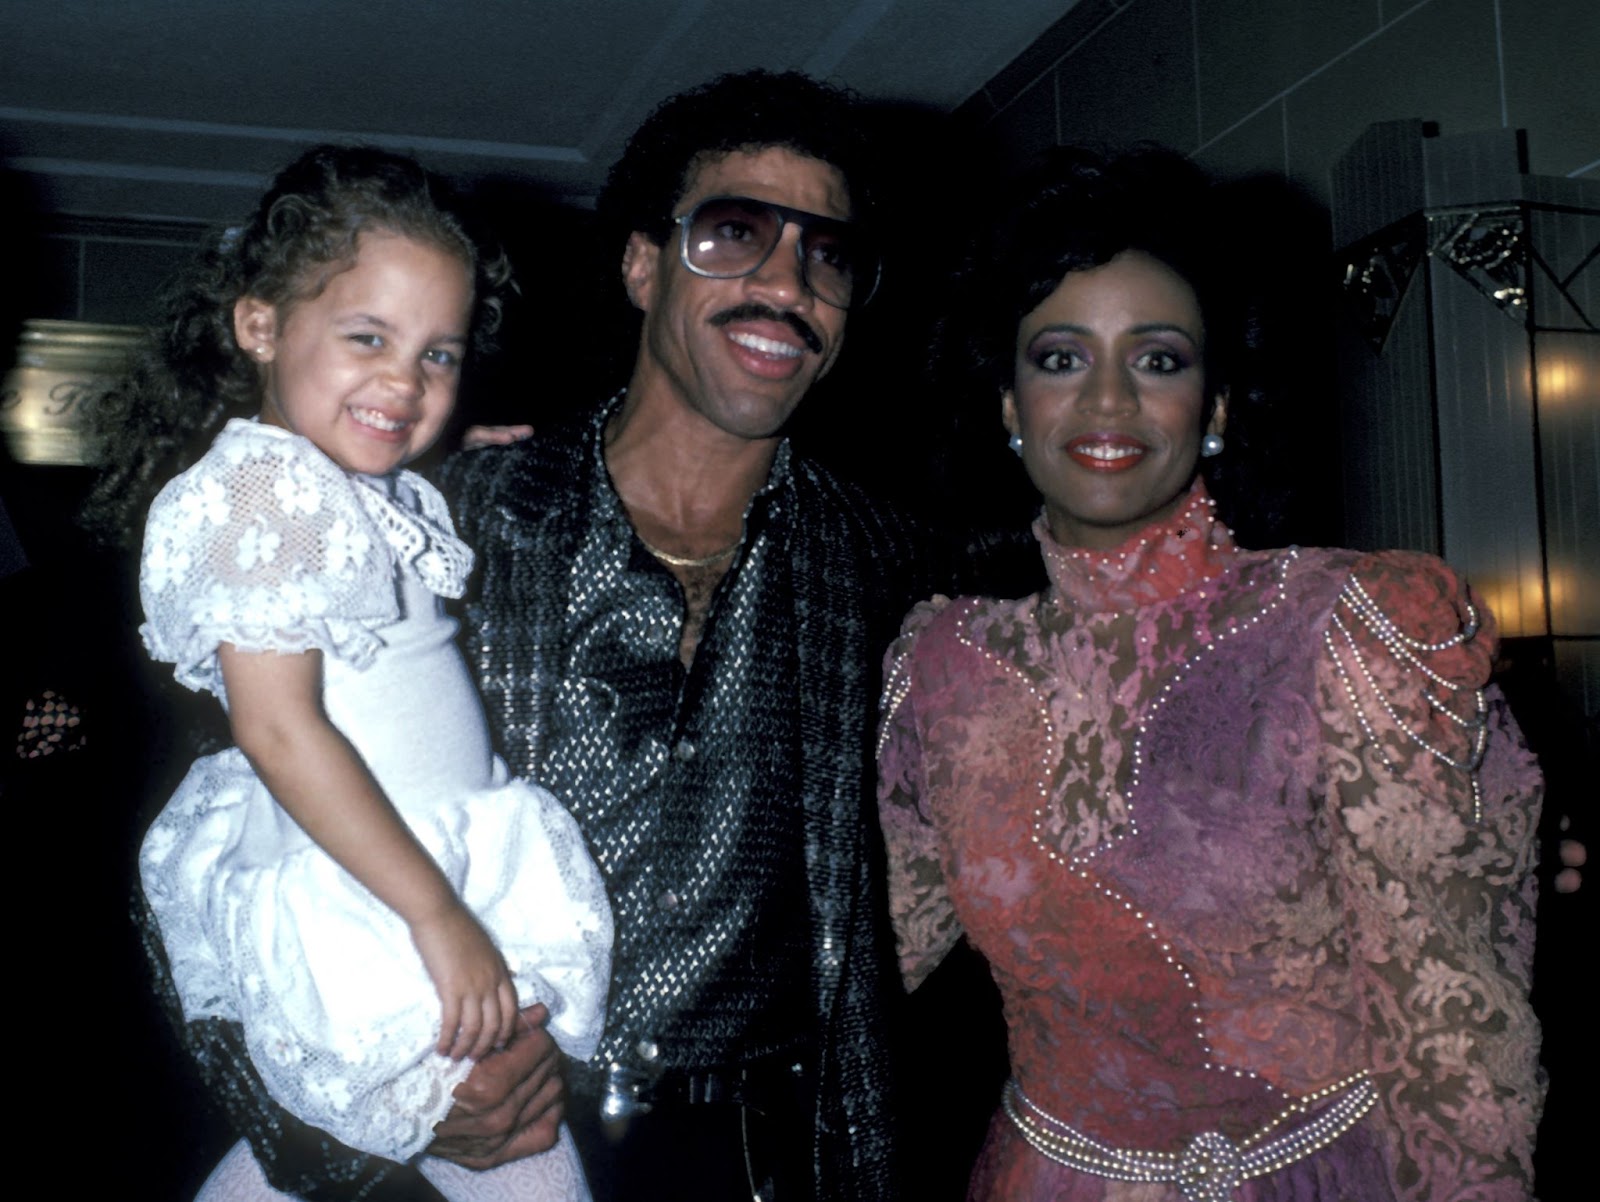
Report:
436,448,499,550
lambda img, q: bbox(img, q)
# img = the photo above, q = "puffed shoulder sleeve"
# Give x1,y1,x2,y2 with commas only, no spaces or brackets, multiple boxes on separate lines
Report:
1317,550,1544,1200
877,596,963,992
139,423,397,695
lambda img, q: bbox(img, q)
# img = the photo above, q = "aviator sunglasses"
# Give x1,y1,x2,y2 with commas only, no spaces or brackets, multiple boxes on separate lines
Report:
674,196,881,309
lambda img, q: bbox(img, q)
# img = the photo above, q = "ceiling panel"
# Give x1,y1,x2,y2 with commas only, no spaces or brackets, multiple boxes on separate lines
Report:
1,0,1077,221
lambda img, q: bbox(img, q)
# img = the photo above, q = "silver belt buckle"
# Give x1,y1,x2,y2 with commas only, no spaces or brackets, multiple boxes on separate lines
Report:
1178,1131,1243,1202
599,1063,654,1120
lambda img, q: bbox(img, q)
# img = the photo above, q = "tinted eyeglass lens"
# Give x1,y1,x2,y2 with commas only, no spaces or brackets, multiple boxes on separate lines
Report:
799,226,857,306
684,198,781,276
683,198,864,307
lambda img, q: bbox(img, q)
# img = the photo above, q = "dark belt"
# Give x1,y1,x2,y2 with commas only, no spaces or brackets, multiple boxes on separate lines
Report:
585,1053,813,1120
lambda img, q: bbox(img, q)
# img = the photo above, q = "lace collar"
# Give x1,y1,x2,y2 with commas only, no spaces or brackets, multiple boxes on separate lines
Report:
351,473,473,599
1034,478,1240,615
219,418,473,599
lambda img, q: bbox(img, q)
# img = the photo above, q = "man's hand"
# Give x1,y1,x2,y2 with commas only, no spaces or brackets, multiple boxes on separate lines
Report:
428,1003,565,1168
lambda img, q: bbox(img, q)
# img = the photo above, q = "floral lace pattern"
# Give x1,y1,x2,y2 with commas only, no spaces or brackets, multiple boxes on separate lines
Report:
877,487,1542,1200
140,419,472,696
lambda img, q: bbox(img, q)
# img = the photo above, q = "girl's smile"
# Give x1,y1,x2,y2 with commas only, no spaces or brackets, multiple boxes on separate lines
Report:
235,230,474,476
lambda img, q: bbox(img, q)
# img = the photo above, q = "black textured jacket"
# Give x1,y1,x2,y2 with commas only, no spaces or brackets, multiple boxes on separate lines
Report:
441,406,952,1199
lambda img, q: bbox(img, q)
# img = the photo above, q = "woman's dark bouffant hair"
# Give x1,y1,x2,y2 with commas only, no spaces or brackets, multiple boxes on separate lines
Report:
82,144,513,545
955,145,1301,548
596,69,875,253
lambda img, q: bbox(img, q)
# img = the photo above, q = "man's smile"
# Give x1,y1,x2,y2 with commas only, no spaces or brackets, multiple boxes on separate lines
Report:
727,331,804,359
710,302,823,354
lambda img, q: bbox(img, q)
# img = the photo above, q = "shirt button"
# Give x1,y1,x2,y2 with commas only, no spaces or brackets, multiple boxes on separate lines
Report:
673,738,696,762
637,1038,660,1063
657,889,680,911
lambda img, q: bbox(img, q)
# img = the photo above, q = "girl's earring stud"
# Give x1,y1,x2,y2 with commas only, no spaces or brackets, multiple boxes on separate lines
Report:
1201,432,1224,457
1009,433,1024,455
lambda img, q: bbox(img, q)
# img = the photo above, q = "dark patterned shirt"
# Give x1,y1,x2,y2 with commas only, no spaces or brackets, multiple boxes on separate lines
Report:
482,407,814,1076
443,398,955,1199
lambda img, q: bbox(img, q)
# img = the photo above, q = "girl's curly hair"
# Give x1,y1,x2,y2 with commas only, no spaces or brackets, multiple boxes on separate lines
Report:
82,144,513,544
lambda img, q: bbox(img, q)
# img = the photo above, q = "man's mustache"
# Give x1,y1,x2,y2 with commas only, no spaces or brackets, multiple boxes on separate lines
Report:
709,304,823,355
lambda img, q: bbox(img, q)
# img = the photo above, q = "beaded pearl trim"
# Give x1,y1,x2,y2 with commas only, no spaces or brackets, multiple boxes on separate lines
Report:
876,667,915,761
1322,574,1488,823
1002,1072,1377,1202
952,550,1301,1098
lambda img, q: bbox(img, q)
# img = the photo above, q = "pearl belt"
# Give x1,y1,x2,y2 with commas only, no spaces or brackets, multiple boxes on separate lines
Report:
1001,1072,1378,1202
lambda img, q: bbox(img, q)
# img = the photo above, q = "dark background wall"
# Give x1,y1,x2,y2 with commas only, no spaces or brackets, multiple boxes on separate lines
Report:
3,2,1593,1196
962,0,1595,198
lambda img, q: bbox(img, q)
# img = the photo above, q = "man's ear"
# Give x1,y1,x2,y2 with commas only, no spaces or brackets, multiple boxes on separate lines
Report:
621,232,662,313
1207,387,1229,438
1001,389,1020,438
233,296,279,361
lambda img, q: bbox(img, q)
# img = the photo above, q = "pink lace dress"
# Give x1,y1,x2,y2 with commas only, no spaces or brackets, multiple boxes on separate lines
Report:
878,483,1543,1201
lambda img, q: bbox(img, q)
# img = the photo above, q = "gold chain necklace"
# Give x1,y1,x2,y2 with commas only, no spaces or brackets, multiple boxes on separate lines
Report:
637,534,739,568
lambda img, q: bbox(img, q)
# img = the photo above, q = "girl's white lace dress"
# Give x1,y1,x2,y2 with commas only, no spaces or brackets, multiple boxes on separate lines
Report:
139,419,611,1191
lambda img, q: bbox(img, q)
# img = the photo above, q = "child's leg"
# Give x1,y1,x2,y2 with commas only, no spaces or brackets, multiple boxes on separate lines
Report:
195,1129,592,1202
192,1141,295,1201
418,1123,591,1202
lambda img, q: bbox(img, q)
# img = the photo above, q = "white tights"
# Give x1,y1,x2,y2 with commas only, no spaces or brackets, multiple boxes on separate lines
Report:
195,1130,591,1202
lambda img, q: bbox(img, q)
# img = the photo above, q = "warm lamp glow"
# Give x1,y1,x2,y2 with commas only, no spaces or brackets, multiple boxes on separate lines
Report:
1474,572,1549,640
1536,353,1587,406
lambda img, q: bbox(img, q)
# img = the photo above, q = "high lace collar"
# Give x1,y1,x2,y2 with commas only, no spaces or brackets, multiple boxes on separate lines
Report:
1034,479,1240,615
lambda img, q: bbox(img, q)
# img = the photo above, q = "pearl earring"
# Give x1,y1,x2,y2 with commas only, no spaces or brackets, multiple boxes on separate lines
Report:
1009,433,1024,455
1201,432,1224,457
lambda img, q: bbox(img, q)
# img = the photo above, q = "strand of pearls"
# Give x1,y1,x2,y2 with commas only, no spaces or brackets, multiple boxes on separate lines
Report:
1002,1073,1377,1202
1323,576,1488,823
875,666,914,761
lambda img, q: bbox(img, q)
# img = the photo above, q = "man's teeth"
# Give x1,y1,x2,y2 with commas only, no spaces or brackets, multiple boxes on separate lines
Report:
351,408,407,432
1077,443,1142,460
728,331,802,358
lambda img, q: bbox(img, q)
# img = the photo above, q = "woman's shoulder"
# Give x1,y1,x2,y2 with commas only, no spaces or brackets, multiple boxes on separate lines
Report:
891,591,1018,650
882,593,1035,710
1282,545,1492,686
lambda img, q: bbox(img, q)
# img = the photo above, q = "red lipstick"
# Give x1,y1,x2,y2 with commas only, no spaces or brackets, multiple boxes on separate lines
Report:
1065,433,1147,472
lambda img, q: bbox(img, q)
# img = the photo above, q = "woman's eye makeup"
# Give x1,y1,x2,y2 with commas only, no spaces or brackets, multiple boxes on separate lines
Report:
1135,346,1190,374
1028,342,1086,372
1022,328,1198,376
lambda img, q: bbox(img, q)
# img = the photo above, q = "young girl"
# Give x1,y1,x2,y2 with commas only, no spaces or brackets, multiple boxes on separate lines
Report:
126,146,611,1199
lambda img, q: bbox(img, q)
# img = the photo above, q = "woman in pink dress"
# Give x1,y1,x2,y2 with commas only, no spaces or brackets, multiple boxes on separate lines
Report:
877,149,1543,1201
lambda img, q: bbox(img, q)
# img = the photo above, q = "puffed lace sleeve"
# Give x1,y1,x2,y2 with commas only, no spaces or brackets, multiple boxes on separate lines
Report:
877,596,963,992
1318,550,1543,1200
139,420,398,696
